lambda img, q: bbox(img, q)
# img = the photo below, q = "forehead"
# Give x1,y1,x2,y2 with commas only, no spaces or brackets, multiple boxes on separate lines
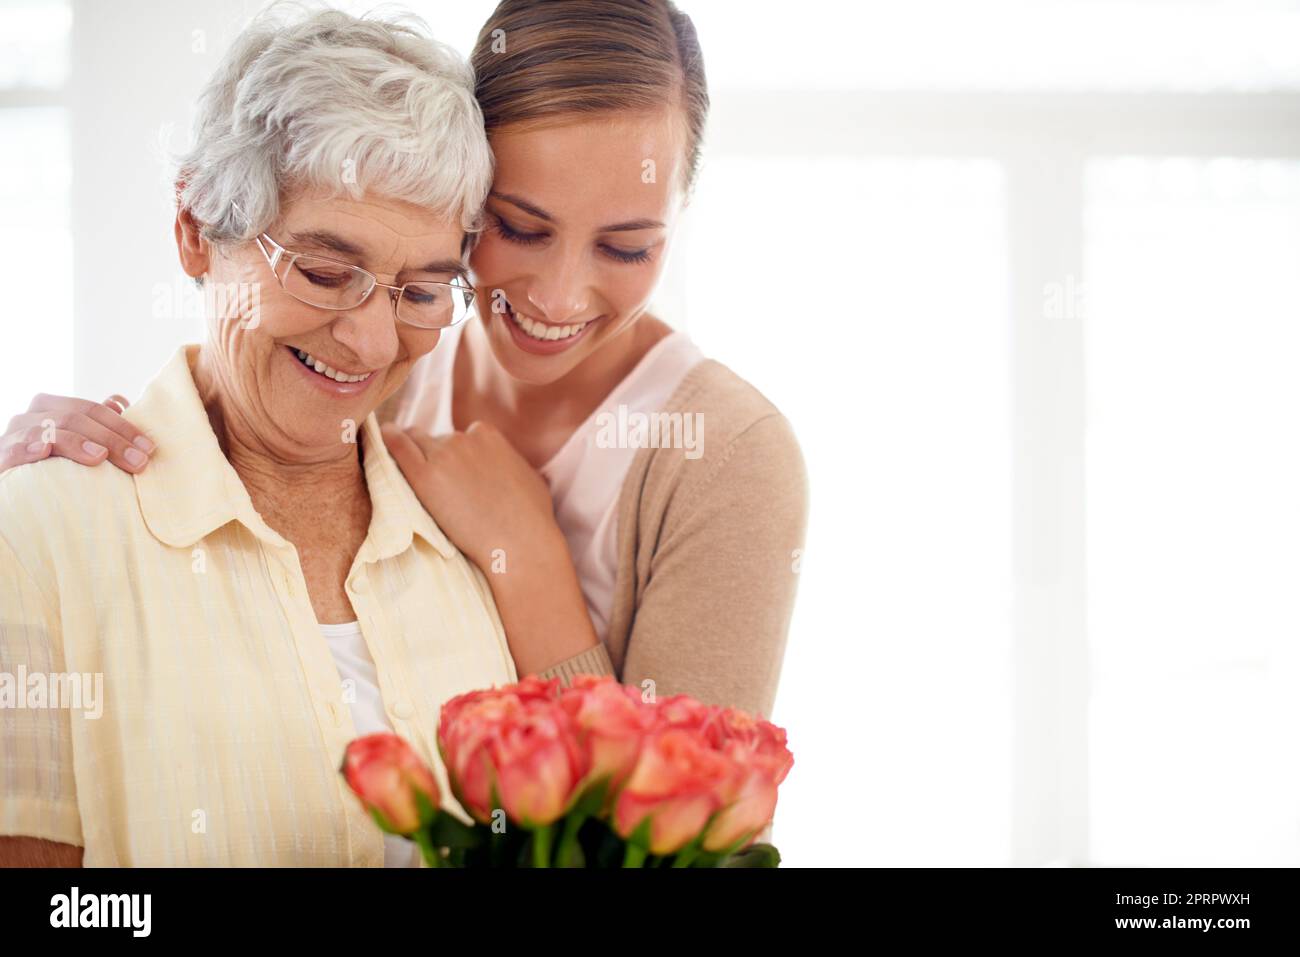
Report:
277,192,466,265
280,192,461,243
488,111,686,222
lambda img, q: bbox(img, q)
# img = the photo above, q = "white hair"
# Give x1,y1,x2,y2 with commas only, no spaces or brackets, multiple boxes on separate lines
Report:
176,2,492,246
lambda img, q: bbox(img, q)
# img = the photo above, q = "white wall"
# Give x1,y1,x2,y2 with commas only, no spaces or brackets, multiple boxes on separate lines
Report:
69,0,251,399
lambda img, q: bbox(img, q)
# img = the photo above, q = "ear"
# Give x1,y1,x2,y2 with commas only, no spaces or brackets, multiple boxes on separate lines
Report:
173,188,210,280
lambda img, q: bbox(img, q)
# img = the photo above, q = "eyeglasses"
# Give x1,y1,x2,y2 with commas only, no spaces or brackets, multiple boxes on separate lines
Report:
249,230,476,330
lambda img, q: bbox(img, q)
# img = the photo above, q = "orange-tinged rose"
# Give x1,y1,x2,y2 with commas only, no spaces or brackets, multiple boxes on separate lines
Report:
439,693,525,822
653,693,718,733
696,707,793,850
701,744,785,851
438,681,585,827
559,676,657,798
341,733,440,835
439,678,561,748
491,703,587,826
709,707,795,785
613,727,740,855
508,675,565,703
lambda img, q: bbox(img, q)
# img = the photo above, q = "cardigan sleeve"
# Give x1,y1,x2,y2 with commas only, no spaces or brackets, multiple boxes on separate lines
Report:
536,641,617,687
619,412,809,719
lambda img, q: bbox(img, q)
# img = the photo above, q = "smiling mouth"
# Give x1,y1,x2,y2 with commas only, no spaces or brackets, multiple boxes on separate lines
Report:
290,347,374,383
505,302,592,341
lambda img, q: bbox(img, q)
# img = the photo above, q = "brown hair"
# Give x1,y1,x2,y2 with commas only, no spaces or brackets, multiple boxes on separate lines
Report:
470,0,709,195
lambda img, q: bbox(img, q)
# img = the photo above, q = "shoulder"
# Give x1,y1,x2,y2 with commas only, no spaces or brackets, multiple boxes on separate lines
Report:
0,457,137,575
673,358,803,471
0,453,135,512
629,359,807,520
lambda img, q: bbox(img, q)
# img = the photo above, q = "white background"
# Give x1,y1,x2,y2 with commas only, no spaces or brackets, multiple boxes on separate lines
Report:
2,0,1299,866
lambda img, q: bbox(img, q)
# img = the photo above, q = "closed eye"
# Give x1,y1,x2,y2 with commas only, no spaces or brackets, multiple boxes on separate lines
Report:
599,244,652,264
491,214,546,246
296,264,355,288
492,211,654,265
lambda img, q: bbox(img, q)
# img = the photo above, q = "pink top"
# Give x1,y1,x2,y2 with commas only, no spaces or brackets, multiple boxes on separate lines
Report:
390,321,703,641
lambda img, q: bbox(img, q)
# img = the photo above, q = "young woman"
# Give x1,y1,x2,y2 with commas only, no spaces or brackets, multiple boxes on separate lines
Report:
0,0,807,721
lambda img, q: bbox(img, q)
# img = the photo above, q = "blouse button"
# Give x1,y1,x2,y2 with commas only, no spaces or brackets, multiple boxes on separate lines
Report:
393,701,414,720
350,577,367,594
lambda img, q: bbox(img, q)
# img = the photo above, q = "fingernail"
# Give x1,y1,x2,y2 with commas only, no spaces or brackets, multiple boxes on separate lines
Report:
133,435,155,454
124,447,148,468
26,441,45,454
83,441,107,457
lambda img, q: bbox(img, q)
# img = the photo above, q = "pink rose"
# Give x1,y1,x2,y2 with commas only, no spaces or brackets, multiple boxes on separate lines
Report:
613,727,741,855
490,701,588,826
700,743,785,851
438,681,586,827
697,707,793,850
439,694,524,823
653,693,720,733
708,707,795,785
341,733,440,835
558,675,657,799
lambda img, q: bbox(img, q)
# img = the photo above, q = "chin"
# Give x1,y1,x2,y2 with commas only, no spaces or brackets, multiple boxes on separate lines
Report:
488,335,585,386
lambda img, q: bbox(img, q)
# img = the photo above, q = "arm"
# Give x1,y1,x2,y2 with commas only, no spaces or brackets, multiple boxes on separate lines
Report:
0,394,154,475
489,525,617,681
0,514,85,864
620,414,809,719
382,420,614,681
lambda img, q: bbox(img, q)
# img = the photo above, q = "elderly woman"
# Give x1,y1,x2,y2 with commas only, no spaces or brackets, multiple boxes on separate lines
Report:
0,8,512,866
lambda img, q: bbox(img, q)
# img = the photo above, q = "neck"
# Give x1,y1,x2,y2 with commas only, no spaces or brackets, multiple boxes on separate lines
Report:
193,347,367,514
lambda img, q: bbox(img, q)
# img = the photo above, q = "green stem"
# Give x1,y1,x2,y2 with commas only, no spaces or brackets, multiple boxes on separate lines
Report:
531,823,555,868
672,844,700,868
415,830,445,868
555,813,585,868
622,842,648,868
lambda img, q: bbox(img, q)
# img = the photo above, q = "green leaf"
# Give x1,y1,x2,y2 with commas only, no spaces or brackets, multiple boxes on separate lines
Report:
427,813,484,850
627,815,654,850
567,775,612,818
561,840,585,868
717,843,781,868
414,789,441,829
367,807,406,837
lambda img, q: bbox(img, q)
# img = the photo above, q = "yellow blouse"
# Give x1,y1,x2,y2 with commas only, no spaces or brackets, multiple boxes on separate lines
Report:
0,345,517,865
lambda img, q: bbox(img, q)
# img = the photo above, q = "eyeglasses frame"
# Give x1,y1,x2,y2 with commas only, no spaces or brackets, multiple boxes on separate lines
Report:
247,227,476,331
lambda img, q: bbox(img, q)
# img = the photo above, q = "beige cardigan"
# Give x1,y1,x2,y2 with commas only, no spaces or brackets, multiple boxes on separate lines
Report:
535,358,809,721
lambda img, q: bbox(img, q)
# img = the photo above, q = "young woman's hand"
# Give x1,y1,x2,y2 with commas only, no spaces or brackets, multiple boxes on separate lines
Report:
381,419,602,676
0,394,155,476
380,419,558,572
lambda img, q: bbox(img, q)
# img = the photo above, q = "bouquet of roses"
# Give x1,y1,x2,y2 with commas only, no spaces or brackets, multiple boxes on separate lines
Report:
340,674,793,867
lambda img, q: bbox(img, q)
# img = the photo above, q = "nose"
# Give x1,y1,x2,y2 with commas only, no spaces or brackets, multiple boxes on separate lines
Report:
331,286,401,370
524,245,592,324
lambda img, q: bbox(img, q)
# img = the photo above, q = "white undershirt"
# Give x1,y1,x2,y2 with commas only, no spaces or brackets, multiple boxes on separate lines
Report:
392,319,704,640
319,621,420,868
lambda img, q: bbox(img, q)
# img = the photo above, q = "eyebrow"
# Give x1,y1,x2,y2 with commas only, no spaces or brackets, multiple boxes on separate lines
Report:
490,191,665,233
288,230,365,258
413,258,470,277
287,230,466,276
